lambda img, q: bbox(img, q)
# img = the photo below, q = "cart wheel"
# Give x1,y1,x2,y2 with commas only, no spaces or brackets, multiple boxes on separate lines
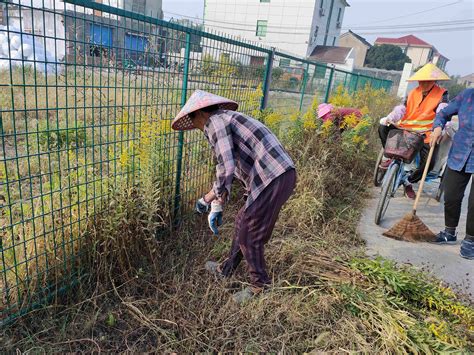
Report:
373,148,385,187
375,162,399,225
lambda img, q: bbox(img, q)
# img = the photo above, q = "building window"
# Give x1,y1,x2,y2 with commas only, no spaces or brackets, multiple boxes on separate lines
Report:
313,25,319,43
256,20,268,37
337,8,342,21
279,58,290,67
131,0,146,14
428,49,434,61
332,37,336,46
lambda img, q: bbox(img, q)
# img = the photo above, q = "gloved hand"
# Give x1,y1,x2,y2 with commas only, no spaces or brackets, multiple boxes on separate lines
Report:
208,201,223,235
380,105,405,126
436,102,448,113
379,116,392,126
195,197,210,214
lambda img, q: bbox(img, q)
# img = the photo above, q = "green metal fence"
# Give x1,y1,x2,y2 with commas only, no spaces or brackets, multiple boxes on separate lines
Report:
0,0,392,324
267,52,392,114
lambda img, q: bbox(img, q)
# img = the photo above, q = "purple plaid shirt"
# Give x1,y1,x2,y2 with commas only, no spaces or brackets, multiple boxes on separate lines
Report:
204,110,295,209
433,88,474,173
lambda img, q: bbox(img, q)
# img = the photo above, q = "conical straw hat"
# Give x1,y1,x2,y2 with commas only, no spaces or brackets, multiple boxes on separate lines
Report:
172,90,238,131
407,63,450,82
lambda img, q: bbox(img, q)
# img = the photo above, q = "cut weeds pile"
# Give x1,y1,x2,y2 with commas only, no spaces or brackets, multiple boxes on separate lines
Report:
1,88,473,352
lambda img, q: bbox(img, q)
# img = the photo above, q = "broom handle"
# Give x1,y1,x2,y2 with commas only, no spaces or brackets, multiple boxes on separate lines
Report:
413,143,436,213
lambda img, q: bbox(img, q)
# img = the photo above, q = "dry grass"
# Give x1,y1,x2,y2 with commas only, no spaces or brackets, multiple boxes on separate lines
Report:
1,77,472,351
0,67,209,313
2,130,472,352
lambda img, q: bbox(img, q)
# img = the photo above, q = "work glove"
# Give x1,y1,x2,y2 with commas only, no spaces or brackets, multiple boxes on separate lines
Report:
379,116,392,126
380,105,406,126
195,197,210,214
208,201,223,235
436,102,448,113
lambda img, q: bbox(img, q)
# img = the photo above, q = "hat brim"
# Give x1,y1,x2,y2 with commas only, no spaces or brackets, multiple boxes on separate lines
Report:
317,103,333,118
318,108,332,118
172,89,240,131
171,102,238,131
406,78,450,82
407,63,450,82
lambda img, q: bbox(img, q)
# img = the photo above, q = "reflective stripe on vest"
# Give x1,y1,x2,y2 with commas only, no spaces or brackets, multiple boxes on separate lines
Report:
398,85,446,142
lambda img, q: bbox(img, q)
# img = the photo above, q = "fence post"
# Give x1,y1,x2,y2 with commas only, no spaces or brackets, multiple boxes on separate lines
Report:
323,66,335,103
299,63,309,111
354,73,360,91
260,48,275,110
173,32,191,224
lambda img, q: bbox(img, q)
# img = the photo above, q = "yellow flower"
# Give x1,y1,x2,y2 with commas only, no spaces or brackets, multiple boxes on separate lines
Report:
303,96,318,121
320,120,333,137
117,111,129,136
289,111,300,122
342,113,359,129
321,120,333,129
159,119,172,134
303,115,317,130
329,84,352,107
249,84,263,115
354,118,371,131
0,164,6,180
265,112,284,128
119,150,130,167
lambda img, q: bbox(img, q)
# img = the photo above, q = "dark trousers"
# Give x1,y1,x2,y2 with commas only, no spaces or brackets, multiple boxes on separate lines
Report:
378,124,436,184
220,169,296,287
443,166,473,236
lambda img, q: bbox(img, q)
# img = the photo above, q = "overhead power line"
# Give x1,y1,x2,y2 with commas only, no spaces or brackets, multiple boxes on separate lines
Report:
348,19,474,30
164,9,473,34
262,26,474,45
170,19,474,38
352,0,463,26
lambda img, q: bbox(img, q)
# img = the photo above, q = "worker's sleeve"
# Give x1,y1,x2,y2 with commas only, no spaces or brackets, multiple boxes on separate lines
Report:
207,117,235,200
433,92,462,130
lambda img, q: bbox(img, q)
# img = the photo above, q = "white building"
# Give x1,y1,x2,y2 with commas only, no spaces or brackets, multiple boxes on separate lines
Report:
203,0,349,58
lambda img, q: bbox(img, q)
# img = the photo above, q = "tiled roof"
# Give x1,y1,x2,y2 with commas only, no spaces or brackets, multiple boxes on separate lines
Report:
375,35,432,47
308,46,352,64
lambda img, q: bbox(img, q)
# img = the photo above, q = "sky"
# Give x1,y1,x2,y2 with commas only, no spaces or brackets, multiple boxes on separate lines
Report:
162,0,474,77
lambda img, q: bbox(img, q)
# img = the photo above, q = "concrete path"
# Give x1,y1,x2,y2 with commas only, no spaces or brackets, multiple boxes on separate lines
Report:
358,180,473,300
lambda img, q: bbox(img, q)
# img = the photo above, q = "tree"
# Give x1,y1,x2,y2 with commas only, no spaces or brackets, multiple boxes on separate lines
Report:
364,44,411,71
440,75,468,98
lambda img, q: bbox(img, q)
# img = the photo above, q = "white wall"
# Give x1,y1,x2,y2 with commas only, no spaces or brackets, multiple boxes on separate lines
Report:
306,0,347,56
397,62,415,98
204,0,316,57
334,47,354,71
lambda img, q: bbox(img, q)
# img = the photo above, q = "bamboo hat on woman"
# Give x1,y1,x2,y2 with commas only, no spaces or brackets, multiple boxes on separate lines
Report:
172,90,239,131
407,63,450,82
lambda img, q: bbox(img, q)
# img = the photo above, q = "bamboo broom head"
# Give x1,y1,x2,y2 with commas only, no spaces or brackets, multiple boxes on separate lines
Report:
383,212,436,242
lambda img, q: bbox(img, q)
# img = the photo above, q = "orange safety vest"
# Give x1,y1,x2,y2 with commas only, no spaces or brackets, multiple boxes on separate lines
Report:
398,85,446,143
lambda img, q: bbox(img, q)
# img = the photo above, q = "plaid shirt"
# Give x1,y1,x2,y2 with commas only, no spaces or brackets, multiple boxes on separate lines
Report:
433,88,474,173
204,110,295,209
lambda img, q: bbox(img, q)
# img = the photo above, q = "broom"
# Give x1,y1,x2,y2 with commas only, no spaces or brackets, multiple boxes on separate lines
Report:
383,142,436,242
